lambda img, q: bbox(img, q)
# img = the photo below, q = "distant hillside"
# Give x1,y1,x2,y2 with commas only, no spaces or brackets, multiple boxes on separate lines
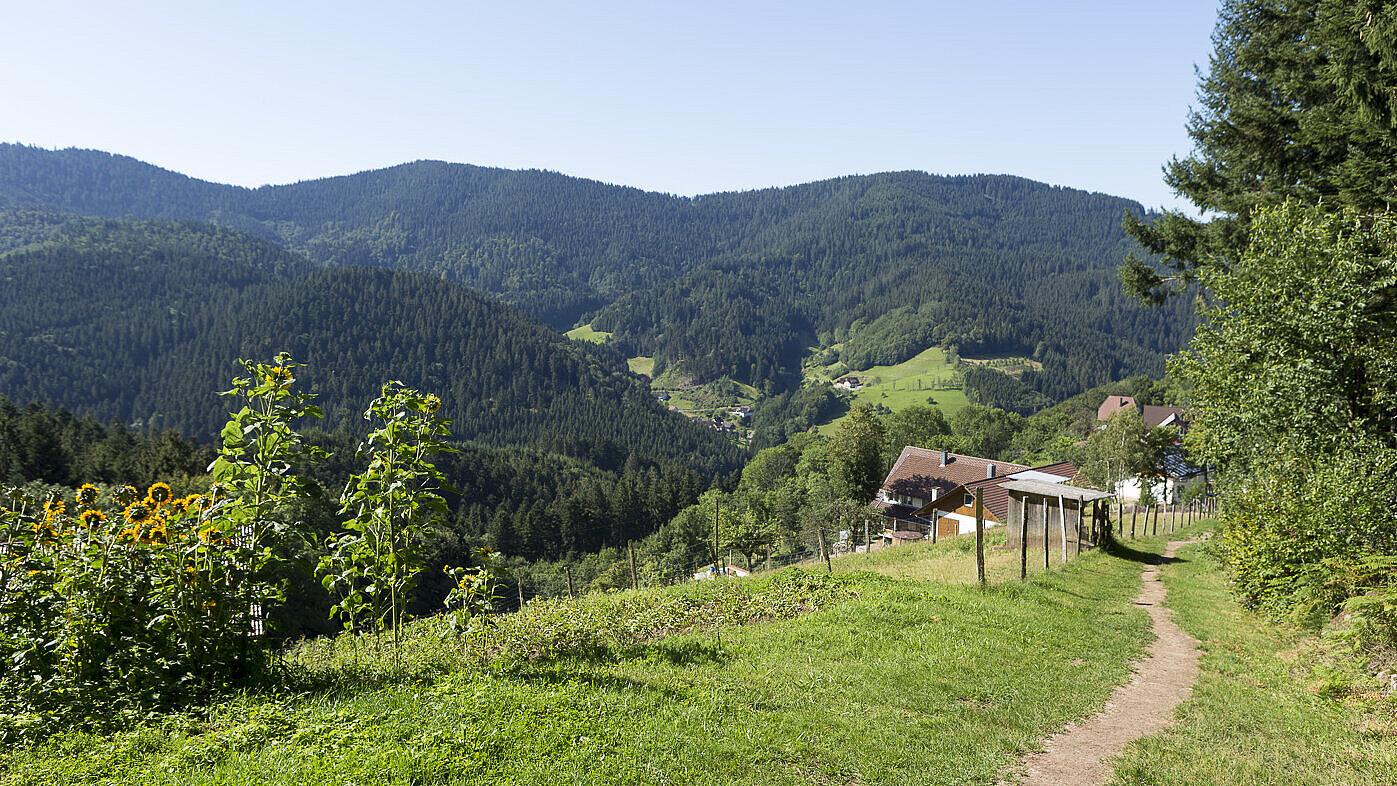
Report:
0,216,743,475
0,144,1193,403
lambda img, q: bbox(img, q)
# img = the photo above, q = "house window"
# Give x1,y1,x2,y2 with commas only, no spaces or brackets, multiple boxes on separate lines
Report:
964,493,973,507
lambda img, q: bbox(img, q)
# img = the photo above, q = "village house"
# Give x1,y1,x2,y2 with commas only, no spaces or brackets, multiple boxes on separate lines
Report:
871,447,1080,542
834,375,864,391
1097,395,1189,433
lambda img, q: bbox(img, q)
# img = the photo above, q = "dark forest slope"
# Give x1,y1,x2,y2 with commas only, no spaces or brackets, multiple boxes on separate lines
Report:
0,144,1191,401
0,217,743,475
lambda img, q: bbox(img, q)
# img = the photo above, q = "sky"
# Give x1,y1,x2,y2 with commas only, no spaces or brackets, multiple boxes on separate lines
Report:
2,1,1220,212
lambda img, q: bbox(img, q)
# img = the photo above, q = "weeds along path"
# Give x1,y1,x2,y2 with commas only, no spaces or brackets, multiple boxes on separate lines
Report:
1002,538,1204,786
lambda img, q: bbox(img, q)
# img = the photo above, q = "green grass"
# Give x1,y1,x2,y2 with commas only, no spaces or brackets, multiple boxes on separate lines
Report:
2,543,1157,785
564,324,611,344
1105,536,1397,785
626,355,654,377
810,346,969,434
16,523,1383,785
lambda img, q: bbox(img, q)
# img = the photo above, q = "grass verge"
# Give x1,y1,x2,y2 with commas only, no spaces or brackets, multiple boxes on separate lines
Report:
1106,537,1397,785
1,542,1156,785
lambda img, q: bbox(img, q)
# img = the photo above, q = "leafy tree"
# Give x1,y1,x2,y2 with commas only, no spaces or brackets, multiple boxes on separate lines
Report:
825,403,887,502
1172,202,1397,625
1123,0,1397,302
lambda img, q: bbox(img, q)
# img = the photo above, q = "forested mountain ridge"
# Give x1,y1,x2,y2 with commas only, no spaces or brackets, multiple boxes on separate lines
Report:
0,216,743,475
0,144,1194,401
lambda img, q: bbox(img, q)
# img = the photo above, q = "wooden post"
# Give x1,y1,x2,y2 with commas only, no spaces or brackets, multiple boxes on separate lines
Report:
714,497,721,574
564,566,575,599
1151,503,1159,536
1019,496,1029,581
1057,495,1068,564
628,540,639,589
766,547,772,571
818,527,832,573
517,571,525,610
864,517,871,554
1130,502,1138,539
975,488,986,588
1042,497,1050,572
1116,500,1123,536
1075,499,1084,556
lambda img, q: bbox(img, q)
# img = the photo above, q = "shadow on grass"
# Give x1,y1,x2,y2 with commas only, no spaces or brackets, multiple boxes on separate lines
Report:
1103,539,1185,567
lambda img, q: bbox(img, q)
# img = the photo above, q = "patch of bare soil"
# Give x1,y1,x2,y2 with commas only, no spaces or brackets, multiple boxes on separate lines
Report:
999,539,1203,786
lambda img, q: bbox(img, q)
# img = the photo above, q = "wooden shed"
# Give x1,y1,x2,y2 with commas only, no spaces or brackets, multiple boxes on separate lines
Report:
1001,480,1114,556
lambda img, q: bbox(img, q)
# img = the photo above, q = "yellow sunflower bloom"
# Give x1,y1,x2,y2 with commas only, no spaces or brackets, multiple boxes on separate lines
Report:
77,484,100,507
79,510,106,528
147,482,173,505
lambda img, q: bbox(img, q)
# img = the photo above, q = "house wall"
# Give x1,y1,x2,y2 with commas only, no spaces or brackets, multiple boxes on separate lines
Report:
1114,475,1203,504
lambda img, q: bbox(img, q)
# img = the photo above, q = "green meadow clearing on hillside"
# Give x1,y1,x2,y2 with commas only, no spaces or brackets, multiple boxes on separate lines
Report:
626,355,654,377
4,532,1157,785
812,346,970,434
564,323,612,344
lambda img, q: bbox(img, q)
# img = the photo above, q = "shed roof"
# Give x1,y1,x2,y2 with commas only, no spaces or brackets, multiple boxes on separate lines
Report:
1000,480,1114,501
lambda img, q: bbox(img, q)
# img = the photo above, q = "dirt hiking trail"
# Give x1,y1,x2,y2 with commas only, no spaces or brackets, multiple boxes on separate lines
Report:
1001,538,1203,786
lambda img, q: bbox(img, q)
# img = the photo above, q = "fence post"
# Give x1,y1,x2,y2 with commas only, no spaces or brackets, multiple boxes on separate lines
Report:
564,566,575,599
1130,503,1138,539
1042,497,1050,571
1019,496,1029,580
517,570,526,610
817,527,832,573
628,540,639,589
1058,495,1068,564
975,488,986,588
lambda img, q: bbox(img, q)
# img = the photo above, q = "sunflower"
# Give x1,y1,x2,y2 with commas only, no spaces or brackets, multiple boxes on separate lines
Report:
198,526,221,544
124,501,152,524
147,520,168,543
79,509,106,528
77,484,100,507
116,485,139,506
264,365,293,387
147,482,173,505
424,394,442,414
44,499,66,518
169,496,190,516
119,525,140,542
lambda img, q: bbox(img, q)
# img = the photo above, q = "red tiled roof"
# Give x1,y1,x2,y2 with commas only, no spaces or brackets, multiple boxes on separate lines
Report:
880,447,1029,500
913,461,1081,522
1097,396,1135,421
1141,405,1186,429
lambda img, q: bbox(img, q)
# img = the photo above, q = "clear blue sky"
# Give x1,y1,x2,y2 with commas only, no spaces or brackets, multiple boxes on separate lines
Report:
2,1,1219,211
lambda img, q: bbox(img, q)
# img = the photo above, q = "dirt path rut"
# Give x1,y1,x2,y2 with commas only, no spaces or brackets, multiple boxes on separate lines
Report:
1000,539,1202,786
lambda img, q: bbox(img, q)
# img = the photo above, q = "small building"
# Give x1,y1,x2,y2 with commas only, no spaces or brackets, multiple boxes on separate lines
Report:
834,375,864,391
1001,480,1114,553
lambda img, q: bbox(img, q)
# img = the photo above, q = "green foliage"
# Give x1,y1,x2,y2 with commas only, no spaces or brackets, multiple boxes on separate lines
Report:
321,382,453,652
824,403,887,502
0,352,323,739
1124,0,1397,302
1175,203,1397,639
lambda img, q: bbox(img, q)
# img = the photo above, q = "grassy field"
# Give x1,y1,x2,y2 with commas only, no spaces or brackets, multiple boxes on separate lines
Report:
17,524,1387,785
626,355,654,377
1105,539,1397,785
3,534,1158,785
564,324,612,344
811,346,970,434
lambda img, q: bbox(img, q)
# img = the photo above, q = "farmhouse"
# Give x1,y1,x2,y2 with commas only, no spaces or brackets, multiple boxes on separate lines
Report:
872,447,1081,541
1115,446,1207,504
1097,395,1189,433
834,375,864,391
